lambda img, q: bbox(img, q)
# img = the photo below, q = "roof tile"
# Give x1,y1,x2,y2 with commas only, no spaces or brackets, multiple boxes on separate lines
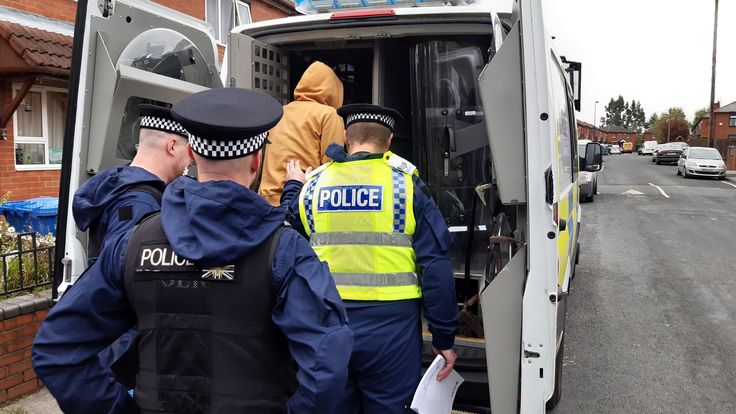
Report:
0,20,72,72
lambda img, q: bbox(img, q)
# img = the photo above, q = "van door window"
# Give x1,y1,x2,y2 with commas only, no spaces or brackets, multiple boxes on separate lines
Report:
115,29,215,159
411,39,493,276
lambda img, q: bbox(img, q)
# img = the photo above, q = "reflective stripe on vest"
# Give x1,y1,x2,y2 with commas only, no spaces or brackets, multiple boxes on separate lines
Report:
310,232,413,248
298,153,421,301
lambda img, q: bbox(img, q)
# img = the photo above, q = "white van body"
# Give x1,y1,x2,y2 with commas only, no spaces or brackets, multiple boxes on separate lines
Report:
55,0,594,412
640,140,657,155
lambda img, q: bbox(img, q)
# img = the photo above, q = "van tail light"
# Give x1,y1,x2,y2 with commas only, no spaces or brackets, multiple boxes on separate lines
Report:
331,9,396,20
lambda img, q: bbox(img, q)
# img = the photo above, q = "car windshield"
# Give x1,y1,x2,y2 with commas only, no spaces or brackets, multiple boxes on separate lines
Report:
688,149,722,160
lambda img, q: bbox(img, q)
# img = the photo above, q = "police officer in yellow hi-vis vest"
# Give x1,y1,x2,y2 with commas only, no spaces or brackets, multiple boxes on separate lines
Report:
281,104,458,413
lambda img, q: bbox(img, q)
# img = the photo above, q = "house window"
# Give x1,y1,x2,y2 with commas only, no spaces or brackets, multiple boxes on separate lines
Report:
729,114,736,127
13,85,67,170
206,0,251,44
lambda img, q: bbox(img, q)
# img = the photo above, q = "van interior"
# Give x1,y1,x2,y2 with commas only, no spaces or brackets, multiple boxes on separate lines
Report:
278,35,518,408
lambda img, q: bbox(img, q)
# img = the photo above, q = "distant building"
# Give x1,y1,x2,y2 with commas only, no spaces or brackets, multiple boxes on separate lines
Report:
692,101,736,153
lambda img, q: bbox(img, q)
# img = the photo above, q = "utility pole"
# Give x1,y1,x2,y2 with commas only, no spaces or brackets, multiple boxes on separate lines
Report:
667,109,671,142
708,0,719,148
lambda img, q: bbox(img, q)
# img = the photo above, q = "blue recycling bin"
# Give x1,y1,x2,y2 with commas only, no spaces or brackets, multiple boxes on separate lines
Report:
0,197,58,236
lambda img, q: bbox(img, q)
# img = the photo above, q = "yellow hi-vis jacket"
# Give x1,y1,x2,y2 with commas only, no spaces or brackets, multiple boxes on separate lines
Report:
298,152,422,301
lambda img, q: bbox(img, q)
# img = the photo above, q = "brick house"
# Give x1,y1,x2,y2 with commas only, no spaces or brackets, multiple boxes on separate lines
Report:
0,0,295,202
692,101,736,163
596,124,637,146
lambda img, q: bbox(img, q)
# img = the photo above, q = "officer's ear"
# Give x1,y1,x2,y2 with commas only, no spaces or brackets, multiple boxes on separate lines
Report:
386,133,394,151
250,149,262,174
187,146,194,161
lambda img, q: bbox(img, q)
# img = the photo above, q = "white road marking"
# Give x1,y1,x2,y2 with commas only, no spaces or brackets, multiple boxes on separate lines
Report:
622,189,645,196
721,180,736,189
648,183,670,198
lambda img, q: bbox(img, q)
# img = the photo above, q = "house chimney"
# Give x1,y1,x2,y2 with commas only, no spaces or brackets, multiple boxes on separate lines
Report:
712,101,720,110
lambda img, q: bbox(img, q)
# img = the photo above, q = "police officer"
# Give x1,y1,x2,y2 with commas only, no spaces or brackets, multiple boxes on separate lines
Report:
33,88,354,414
74,104,192,266
72,104,192,388
282,104,458,413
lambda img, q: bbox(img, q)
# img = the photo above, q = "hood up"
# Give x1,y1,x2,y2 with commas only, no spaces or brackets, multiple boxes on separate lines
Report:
161,177,285,267
72,166,164,231
293,61,344,109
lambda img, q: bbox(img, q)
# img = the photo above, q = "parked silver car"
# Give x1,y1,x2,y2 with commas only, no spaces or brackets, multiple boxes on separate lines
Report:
578,140,599,202
677,147,727,179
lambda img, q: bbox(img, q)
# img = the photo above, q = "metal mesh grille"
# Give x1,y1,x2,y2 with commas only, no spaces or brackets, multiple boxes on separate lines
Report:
252,41,289,105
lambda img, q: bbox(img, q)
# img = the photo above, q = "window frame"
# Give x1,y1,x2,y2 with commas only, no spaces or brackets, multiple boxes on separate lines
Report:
729,114,736,127
206,0,252,44
12,84,67,171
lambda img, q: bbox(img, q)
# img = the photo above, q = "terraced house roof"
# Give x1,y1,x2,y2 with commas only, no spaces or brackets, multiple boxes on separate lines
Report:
0,20,72,77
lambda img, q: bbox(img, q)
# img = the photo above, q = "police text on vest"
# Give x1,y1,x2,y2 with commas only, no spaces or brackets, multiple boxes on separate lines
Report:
317,185,384,212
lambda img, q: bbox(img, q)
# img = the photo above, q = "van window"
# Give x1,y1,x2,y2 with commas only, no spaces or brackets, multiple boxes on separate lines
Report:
115,29,214,159
551,60,573,187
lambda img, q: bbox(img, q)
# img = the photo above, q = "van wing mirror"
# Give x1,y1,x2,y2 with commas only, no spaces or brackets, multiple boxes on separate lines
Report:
583,143,603,172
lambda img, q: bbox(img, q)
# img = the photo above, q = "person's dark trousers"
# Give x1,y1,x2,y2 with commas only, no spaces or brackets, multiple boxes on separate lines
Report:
335,300,422,414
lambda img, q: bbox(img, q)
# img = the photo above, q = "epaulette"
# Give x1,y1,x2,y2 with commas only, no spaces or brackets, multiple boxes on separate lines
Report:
306,162,331,179
384,152,418,176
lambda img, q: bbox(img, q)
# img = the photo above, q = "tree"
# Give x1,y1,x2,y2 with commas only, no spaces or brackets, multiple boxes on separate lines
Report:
652,108,689,143
601,96,625,127
602,96,647,133
645,113,659,131
693,107,708,127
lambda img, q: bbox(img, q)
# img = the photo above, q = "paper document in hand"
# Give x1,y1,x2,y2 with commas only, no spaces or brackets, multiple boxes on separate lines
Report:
410,354,464,414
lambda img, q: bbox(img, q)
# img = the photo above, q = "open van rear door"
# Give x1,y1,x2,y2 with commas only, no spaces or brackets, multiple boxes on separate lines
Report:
54,0,221,297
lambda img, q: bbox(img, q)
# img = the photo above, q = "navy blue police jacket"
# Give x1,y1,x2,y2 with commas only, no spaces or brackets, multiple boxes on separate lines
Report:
281,143,458,350
73,165,165,266
33,176,354,414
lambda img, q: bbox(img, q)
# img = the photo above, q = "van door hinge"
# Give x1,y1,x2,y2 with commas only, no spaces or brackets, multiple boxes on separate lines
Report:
98,0,115,18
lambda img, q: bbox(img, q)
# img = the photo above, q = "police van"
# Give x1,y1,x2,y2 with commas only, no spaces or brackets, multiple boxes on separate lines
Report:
56,0,603,412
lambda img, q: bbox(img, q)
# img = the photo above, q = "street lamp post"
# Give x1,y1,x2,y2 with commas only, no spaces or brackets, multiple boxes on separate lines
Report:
708,0,719,148
593,100,599,141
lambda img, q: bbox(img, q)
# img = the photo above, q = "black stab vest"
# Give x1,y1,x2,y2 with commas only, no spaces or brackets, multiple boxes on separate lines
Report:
123,214,296,414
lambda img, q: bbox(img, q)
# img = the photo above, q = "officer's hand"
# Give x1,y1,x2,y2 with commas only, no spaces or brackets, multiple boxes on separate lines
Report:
285,160,312,184
433,347,457,381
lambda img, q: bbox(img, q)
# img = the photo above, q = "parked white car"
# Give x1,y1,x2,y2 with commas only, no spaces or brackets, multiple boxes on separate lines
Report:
677,147,727,179
609,145,621,155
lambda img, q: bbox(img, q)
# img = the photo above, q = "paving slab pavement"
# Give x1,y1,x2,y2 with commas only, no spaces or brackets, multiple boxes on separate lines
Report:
0,388,61,414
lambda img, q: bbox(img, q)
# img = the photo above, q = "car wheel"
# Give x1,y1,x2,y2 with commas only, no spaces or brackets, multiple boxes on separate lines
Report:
676,168,681,176
656,160,661,165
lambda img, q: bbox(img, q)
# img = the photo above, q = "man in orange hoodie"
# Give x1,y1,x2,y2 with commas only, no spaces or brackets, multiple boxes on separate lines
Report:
259,61,345,205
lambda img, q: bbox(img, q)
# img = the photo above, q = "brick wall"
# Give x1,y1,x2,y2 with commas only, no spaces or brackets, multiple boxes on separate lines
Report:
0,292,52,405
0,0,208,24
0,85,62,201
0,0,77,24
251,1,291,21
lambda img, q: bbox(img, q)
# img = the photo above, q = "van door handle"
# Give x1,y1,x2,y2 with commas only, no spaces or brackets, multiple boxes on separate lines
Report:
559,219,567,232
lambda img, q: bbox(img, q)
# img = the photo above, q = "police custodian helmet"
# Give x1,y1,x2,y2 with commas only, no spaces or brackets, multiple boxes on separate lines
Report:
138,104,189,138
337,104,404,133
172,88,284,160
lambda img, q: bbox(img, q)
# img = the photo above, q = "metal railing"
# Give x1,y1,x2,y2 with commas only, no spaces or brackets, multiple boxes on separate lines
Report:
1,232,55,297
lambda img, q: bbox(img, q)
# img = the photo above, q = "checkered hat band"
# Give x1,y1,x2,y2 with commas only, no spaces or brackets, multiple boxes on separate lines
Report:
139,116,188,137
188,131,268,159
346,113,396,130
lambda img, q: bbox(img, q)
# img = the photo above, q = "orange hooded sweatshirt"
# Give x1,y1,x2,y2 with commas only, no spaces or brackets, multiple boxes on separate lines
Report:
259,61,345,205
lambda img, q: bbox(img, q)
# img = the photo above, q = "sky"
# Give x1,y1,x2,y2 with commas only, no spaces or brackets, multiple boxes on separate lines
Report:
498,0,736,127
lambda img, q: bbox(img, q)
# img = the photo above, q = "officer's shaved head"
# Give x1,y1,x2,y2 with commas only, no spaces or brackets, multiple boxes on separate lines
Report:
345,122,392,148
138,128,182,147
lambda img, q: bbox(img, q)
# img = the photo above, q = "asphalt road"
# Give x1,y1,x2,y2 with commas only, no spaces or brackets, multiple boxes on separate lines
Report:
551,153,736,413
